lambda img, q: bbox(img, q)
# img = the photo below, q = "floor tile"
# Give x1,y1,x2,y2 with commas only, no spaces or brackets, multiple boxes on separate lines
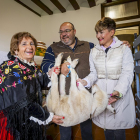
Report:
46,124,60,140
72,124,81,137
74,128,81,138
126,133,135,140
132,126,139,136
134,134,139,140
47,124,60,134
92,122,97,130
53,133,60,140
74,137,82,140
46,124,139,140
125,128,133,134
94,128,105,140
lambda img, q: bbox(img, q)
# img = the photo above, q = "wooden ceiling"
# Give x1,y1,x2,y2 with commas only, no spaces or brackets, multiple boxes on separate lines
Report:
14,0,114,17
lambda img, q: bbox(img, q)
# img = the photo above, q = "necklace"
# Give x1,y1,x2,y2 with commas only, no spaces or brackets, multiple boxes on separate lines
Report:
14,55,35,66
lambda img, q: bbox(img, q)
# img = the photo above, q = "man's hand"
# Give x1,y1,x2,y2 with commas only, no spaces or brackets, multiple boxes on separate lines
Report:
61,62,70,76
52,115,64,124
122,41,131,48
76,78,87,86
48,66,60,77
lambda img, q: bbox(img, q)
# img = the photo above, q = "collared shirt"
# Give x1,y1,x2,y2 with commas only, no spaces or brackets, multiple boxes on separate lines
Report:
68,37,77,52
101,38,116,52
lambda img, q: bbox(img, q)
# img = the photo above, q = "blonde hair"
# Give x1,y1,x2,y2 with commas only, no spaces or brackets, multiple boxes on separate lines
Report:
95,17,116,32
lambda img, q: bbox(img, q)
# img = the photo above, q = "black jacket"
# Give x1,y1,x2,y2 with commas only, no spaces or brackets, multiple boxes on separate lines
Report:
0,55,50,140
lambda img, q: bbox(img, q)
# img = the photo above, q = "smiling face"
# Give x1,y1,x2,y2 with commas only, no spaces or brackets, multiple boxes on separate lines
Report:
96,29,115,48
59,22,76,48
16,37,36,62
95,17,116,48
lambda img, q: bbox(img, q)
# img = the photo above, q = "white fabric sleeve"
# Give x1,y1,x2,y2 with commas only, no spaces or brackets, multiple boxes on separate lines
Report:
29,112,54,125
114,47,134,96
83,49,98,88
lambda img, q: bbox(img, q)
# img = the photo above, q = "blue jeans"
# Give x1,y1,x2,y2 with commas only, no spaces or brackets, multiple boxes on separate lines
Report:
59,119,93,140
104,129,126,140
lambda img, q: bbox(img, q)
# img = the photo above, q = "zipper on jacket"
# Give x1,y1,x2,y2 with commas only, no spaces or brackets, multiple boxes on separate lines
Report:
104,49,116,130
104,53,108,130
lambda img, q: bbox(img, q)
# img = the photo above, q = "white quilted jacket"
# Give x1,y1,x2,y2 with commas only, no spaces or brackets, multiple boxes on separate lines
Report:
85,36,136,129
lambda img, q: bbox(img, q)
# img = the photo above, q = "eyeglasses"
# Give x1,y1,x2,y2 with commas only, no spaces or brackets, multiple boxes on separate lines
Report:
59,29,73,34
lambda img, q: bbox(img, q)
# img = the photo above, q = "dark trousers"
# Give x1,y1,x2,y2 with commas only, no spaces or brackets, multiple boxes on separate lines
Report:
104,129,126,140
59,119,93,140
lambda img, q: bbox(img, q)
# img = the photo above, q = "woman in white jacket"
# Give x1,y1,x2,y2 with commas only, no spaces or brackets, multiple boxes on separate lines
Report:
77,17,136,140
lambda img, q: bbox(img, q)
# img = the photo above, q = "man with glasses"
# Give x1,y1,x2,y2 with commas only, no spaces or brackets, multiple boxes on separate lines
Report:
41,22,130,140
41,22,94,140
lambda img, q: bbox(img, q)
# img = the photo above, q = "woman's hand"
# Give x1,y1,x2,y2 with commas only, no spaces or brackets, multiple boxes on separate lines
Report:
108,91,120,104
61,62,70,76
76,78,87,86
52,115,64,124
48,66,60,76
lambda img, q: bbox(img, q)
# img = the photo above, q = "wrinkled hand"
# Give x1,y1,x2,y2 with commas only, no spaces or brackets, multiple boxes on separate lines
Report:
48,66,60,76
108,91,120,104
61,62,70,76
52,115,64,124
122,41,131,48
76,78,87,86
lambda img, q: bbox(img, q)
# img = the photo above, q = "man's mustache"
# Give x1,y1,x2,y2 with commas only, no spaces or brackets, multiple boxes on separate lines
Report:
62,35,68,39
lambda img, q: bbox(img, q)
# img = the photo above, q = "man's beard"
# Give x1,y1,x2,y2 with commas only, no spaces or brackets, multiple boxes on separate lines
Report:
61,36,75,46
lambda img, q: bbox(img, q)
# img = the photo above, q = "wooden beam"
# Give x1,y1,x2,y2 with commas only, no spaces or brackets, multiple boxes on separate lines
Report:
69,0,80,10
87,0,96,7
50,0,66,13
14,0,41,17
101,4,104,18
31,0,53,15
106,0,112,3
